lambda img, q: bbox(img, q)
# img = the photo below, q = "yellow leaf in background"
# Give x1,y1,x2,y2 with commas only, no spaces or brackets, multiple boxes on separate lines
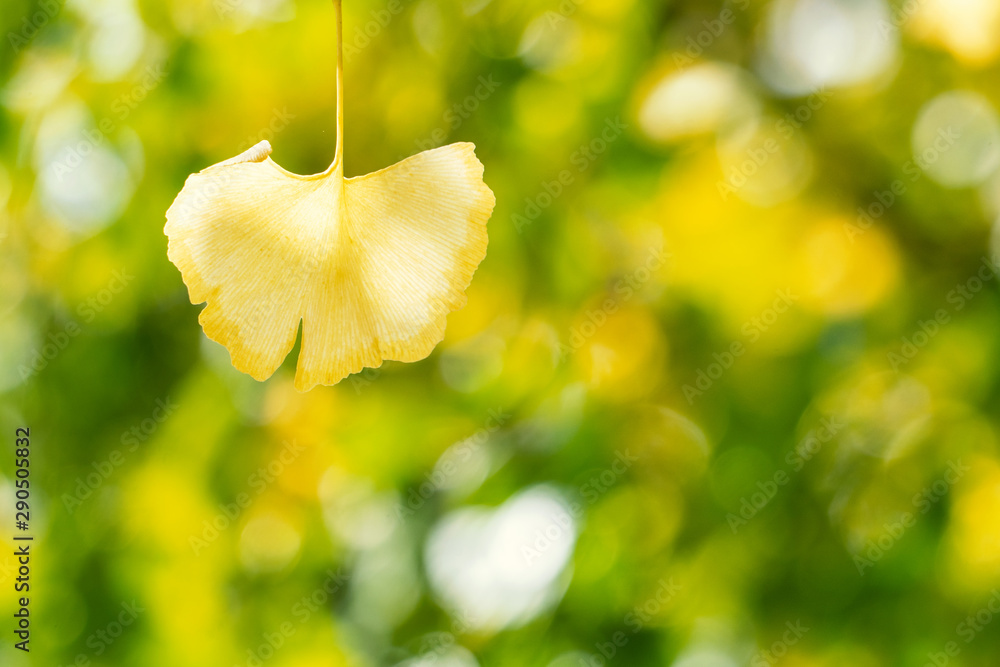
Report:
164,1,495,391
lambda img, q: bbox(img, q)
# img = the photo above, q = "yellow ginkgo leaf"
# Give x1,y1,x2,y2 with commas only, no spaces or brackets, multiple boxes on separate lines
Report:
165,0,495,391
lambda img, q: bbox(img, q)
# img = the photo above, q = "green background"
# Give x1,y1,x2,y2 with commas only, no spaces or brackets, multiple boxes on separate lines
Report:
2,0,1000,665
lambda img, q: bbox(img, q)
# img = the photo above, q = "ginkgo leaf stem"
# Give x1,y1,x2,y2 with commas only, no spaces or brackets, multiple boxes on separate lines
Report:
333,0,344,172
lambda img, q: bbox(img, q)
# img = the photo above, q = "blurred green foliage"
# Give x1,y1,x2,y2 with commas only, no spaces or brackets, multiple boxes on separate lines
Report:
3,0,1000,666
